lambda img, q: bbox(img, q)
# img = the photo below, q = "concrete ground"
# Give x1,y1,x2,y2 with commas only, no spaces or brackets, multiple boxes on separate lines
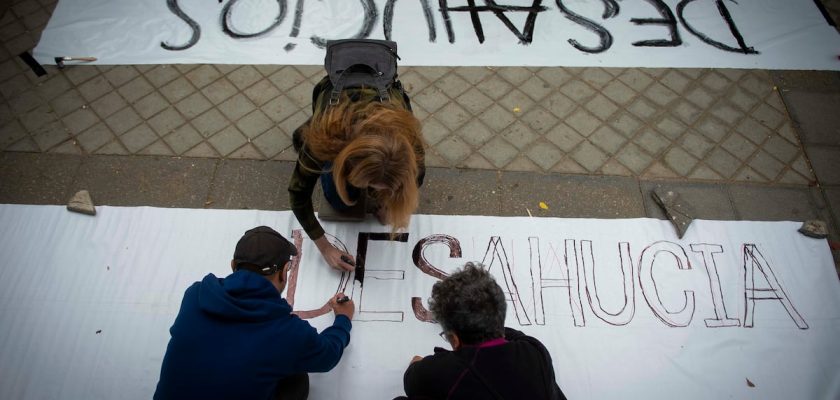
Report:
0,0,839,276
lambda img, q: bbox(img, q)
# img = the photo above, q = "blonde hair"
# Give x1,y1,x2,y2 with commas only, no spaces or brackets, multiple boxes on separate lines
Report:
304,96,424,233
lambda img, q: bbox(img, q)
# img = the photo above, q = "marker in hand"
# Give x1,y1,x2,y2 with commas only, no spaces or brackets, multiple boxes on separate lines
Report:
340,255,355,266
337,295,351,304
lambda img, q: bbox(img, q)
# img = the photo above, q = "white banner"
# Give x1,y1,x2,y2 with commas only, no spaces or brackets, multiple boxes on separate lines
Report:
33,0,840,70
0,205,838,399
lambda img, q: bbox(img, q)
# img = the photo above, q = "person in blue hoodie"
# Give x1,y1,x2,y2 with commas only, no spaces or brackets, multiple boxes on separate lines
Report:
154,226,354,400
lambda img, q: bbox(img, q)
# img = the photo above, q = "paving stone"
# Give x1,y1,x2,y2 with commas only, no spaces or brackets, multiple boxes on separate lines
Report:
62,66,98,86
536,68,573,87
618,69,653,91
417,168,500,215
733,166,768,183
655,116,687,140
413,66,450,82
634,129,669,156
660,70,692,93
551,157,587,174
143,65,181,88
422,117,449,146
525,140,563,171
201,77,238,105
499,173,645,218
8,89,43,114
104,106,143,135
565,109,600,137
589,125,625,155
133,92,169,119
18,104,54,132
252,130,292,159
571,141,608,172
685,85,716,108
61,107,98,135
608,112,643,138
519,76,552,101
236,109,273,139
504,155,541,172
544,92,576,119
138,140,175,156
454,66,494,85
687,164,723,180
664,146,698,176
243,79,281,106
456,88,494,115
728,87,761,112
0,152,81,204
183,142,220,158
461,152,494,169
452,118,490,147
626,98,658,121
748,150,785,180
6,136,39,152
501,121,538,150
559,80,596,102
94,140,129,155
435,102,471,130
75,122,115,153
0,119,26,149
616,142,653,174
497,89,535,114
806,145,840,185
601,80,636,105
147,107,186,136
31,120,69,151
175,92,213,119
728,185,819,221
218,93,256,121
435,135,473,165
49,89,86,117
640,181,736,220
478,136,517,168
208,160,293,209
579,68,613,88
77,75,114,102
679,132,715,159
88,91,127,119
103,66,139,87
695,115,729,142
228,143,264,159
586,94,619,120
671,100,702,125
208,124,248,156
644,82,679,107
413,85,449,113
721,133,757,159
763,135,799,163
228,66,262,90
545,123,584,152
268,66,308,92
120,123,158,153
435,73,471,98
34,74,72,101
262,94,300,124
642,161,679,179
777,169,810,185
701,71,731,93
73,155,216,208
739,73,772,98
117,76,154,103
164,123,203,155
519,107,557,134
478,103,515,132
276,110,309,137
497,67,533,86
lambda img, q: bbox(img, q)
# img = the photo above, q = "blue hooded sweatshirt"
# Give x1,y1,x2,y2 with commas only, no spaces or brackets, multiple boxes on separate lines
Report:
154,270,351,400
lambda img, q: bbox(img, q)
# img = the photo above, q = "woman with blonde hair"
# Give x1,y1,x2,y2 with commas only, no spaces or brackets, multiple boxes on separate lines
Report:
288,75,425,271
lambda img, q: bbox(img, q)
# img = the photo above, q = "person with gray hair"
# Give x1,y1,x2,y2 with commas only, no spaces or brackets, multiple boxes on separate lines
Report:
399,262,566,399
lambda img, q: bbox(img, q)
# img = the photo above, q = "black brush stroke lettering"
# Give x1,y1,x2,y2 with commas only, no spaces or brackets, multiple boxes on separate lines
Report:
161,0,201,51
556,0,619,54
385,0,437,42
290,0,305,37
676,0,759,54
222,0,288,39
439,1,548,44
354,232,410,322
631,0,682,47
311,0,378,48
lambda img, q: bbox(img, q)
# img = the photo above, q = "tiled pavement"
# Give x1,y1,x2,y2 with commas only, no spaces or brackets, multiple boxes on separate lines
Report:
0,0,835,186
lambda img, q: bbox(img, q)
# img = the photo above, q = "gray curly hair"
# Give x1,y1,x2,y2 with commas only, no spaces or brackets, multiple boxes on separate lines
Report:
429,262,507,345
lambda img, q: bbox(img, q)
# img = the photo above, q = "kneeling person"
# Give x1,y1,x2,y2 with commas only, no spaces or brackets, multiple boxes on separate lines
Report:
402,263,566,399
154,226,354,400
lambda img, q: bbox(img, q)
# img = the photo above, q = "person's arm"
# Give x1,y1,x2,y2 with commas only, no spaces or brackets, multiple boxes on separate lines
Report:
294,294,354,373
288,153,326,241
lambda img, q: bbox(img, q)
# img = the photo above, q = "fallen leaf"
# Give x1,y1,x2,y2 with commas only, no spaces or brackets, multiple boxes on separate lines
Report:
746,378,755,388
513,107,521,113
539,202,549,210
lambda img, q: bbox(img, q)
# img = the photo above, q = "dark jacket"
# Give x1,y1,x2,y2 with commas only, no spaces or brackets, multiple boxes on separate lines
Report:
154,270,351,400
402,328,565,400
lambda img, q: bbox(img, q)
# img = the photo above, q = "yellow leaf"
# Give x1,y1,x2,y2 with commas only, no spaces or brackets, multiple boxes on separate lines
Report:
539,201,549,210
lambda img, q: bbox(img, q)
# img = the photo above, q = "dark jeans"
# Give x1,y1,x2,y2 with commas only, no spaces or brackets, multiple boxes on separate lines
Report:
274,373,309,400
320,161,361,211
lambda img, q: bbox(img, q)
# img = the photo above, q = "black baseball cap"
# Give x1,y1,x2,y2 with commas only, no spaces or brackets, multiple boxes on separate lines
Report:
232,226,297,275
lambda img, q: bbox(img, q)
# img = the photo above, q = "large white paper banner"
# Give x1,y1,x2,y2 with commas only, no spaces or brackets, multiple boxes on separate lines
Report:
0,205,839,399
33,0,840,70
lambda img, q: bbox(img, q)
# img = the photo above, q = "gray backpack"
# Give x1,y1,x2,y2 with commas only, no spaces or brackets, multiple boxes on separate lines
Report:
324,39,401,106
